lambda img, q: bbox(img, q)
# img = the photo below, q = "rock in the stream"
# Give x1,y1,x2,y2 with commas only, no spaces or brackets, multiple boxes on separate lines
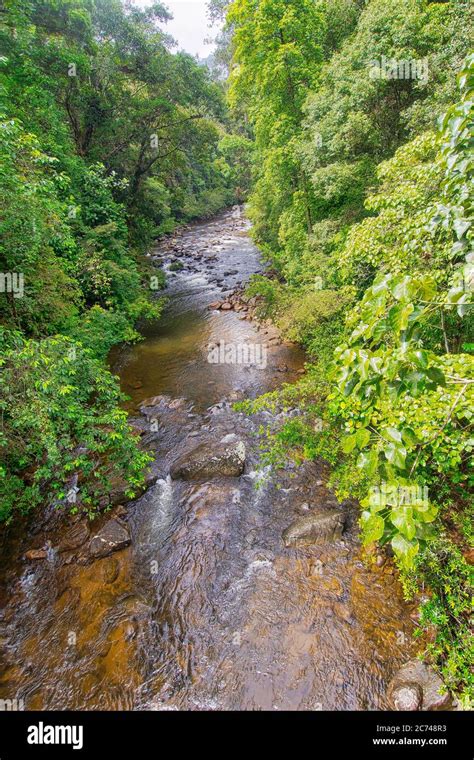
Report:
389,683,423,711
88,519,131,559
228,389,245,402
139,395,169,410
387,660,452,711
24,548,48,561
57,521,90,553
282,508,345,547
170,440,246,480
168,397,187,410
100,556,120,584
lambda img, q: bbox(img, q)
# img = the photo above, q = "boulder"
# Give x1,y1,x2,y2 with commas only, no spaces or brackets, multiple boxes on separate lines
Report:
57,521,90,553
89,519,131,559
332,602,352,622
389,682,423,711
228,389,245,402
387,660,452,711
282,508,345,547
170,440,246,480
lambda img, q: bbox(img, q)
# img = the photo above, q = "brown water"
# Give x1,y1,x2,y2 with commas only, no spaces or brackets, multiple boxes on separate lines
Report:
114,209,306,410
0,209,417,710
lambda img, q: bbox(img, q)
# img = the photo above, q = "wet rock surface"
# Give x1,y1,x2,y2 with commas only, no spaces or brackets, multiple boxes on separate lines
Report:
57,521,90,553
389,682,423,711
88,520,131,559
388,660,453,711
23,548,48,561
170,439,246,480
282,508,345,547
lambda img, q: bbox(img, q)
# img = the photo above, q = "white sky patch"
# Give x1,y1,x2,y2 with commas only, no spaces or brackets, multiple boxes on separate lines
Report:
132,0,220,58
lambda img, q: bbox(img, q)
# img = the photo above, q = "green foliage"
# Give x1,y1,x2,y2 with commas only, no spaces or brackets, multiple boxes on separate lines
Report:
330,57,473,569
0,118,81,334
230,0,471,283
246,274,355,365
0,0,245,525
66,306,144,361
0,331,152,523
228,0,324,249
217,132,253,200
403,537,473,703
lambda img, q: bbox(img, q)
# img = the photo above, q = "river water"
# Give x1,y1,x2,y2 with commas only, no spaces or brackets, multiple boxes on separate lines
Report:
0,209,417,710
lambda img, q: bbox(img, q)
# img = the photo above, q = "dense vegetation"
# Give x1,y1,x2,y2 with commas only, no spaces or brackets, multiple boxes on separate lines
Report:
0,0,472,705
226,0,473,703
0,0,250,521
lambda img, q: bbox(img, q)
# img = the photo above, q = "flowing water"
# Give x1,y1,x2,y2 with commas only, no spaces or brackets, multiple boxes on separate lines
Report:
0,209,418,710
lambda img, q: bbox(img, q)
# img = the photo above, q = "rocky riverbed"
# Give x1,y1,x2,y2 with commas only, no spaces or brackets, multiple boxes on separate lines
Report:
0,208,442,711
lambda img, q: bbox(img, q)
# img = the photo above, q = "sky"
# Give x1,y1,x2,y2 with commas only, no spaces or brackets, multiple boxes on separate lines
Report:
133,1,220,59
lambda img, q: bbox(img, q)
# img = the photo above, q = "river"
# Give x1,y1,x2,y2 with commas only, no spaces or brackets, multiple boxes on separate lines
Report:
0,209,417,710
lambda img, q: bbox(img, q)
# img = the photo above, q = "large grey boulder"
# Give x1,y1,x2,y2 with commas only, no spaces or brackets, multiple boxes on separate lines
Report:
89,519,131,559
388,660,452,711
170,440,246,480
282,508,345,547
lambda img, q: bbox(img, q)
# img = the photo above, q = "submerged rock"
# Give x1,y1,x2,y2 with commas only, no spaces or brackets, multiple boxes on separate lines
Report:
282,508,345,547
170,440,246,480
89,519,131,559
387,660,452,711
100,556,120,584
24,548,48,561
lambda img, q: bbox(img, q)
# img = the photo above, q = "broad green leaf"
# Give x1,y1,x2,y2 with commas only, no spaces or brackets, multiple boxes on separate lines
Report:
391,506,416,540
361,512,385,544
356,428,371,449
384,441,407,470
341,434,357,454
384,427,402,444
356,448,379,477
391,534,419,569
